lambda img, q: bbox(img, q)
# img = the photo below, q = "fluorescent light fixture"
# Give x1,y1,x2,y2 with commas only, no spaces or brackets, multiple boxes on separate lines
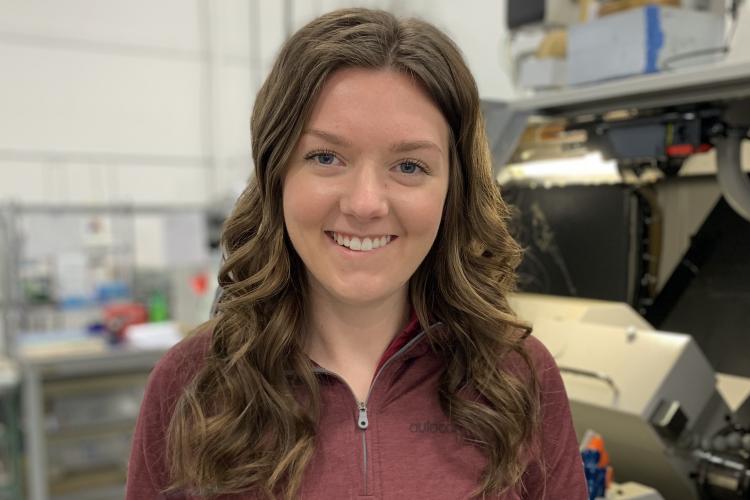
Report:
498,152,620,185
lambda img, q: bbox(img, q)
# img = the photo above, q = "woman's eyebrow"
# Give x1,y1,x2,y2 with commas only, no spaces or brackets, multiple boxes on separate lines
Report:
390,140,443,155
304,129,443,155
303,129,351,147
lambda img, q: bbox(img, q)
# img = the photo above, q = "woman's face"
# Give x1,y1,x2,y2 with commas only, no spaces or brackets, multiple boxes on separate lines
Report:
282,67,450,306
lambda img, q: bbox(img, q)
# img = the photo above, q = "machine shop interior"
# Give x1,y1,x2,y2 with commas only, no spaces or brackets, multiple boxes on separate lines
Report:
1,0,749,499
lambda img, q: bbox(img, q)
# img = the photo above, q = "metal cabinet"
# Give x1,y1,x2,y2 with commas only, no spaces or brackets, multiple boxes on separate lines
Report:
22,348,164,500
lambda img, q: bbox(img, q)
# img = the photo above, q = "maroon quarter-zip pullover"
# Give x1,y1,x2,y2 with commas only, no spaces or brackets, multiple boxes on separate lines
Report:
126,319,587,499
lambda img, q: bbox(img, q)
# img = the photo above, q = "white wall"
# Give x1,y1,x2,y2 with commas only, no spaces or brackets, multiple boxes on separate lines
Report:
0,1,515,207
391,0,516,100
288,0,516,100
0,0,259,206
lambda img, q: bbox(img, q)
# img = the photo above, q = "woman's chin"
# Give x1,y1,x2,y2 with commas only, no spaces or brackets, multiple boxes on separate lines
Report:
327,283,406,307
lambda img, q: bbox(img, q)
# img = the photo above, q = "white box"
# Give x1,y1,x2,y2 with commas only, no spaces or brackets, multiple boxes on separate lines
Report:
518,57,568,90
567,5,724,86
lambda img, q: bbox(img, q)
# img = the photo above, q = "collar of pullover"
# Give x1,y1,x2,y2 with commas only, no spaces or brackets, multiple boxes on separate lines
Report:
375,308,421,373
309,308,436,373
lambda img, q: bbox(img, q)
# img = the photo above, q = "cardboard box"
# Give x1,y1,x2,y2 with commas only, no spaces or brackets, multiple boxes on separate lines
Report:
567,5,724,85
597,0,681,17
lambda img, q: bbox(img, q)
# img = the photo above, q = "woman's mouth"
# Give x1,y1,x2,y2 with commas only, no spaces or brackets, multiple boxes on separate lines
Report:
325,231,397,252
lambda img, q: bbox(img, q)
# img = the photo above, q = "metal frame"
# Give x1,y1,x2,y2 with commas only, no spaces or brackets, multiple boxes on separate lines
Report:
21,349,165,500
508,60,750,118
492,60,750,183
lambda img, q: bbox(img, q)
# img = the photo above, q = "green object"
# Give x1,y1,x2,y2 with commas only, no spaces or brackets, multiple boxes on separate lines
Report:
148,291,169,322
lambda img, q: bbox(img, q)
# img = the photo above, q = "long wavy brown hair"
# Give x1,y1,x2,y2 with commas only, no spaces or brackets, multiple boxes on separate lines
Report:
167,8,538,500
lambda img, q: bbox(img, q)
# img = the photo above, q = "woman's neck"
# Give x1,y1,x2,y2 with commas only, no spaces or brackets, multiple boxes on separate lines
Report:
304,281,410,377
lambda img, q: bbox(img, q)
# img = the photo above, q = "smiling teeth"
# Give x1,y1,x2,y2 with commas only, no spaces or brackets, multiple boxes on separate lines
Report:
331,232,392,252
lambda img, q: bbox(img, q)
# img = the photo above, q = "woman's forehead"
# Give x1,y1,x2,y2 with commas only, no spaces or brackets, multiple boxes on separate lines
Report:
302,67,450,153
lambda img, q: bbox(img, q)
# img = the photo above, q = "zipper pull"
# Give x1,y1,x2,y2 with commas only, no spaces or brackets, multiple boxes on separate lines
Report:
357,401,368,429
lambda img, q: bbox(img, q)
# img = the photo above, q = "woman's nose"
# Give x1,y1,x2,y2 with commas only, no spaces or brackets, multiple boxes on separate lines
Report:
339,166,389,220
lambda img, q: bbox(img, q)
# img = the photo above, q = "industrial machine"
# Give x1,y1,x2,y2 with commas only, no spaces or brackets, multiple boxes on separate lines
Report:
511,293,750,499
485,57,750,498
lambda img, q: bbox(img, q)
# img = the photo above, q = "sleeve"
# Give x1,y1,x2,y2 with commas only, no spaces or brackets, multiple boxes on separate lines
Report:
521,335,588,500
126,332,209,499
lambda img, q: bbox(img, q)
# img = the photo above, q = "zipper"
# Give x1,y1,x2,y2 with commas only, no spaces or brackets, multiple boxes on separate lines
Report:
310,325,438,495
357,401,368,429
360,403,368,493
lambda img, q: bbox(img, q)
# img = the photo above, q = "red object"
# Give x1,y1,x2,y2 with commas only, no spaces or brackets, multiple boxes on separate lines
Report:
190,273,209,295
666,143,713,157
104,302,148,341
666,144,695,157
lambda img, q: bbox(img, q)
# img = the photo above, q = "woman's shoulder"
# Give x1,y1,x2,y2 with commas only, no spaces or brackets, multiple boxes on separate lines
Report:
127,321,217,497
498,326,560,386
521,332,557,372
146,321,215,400
160,322,213,368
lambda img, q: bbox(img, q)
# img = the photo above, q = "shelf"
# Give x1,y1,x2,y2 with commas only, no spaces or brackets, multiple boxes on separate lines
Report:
508,60,750,117
45,418,136,443
42,372,148,397
21,346,166,379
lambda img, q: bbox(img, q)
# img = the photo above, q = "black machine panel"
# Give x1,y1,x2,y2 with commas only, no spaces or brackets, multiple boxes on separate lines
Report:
504,184,643,303
507,0,545,29
658,197,750,377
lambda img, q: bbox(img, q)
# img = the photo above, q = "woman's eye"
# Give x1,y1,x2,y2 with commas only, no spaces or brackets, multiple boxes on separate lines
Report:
315,153,336,165
305,151,341,166
397,161,424,175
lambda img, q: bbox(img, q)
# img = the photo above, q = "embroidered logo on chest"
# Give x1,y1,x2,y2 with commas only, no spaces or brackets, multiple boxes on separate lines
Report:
409,420,458,434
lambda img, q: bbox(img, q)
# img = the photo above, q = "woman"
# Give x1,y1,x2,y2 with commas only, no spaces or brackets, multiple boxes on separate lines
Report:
127,8,586,500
